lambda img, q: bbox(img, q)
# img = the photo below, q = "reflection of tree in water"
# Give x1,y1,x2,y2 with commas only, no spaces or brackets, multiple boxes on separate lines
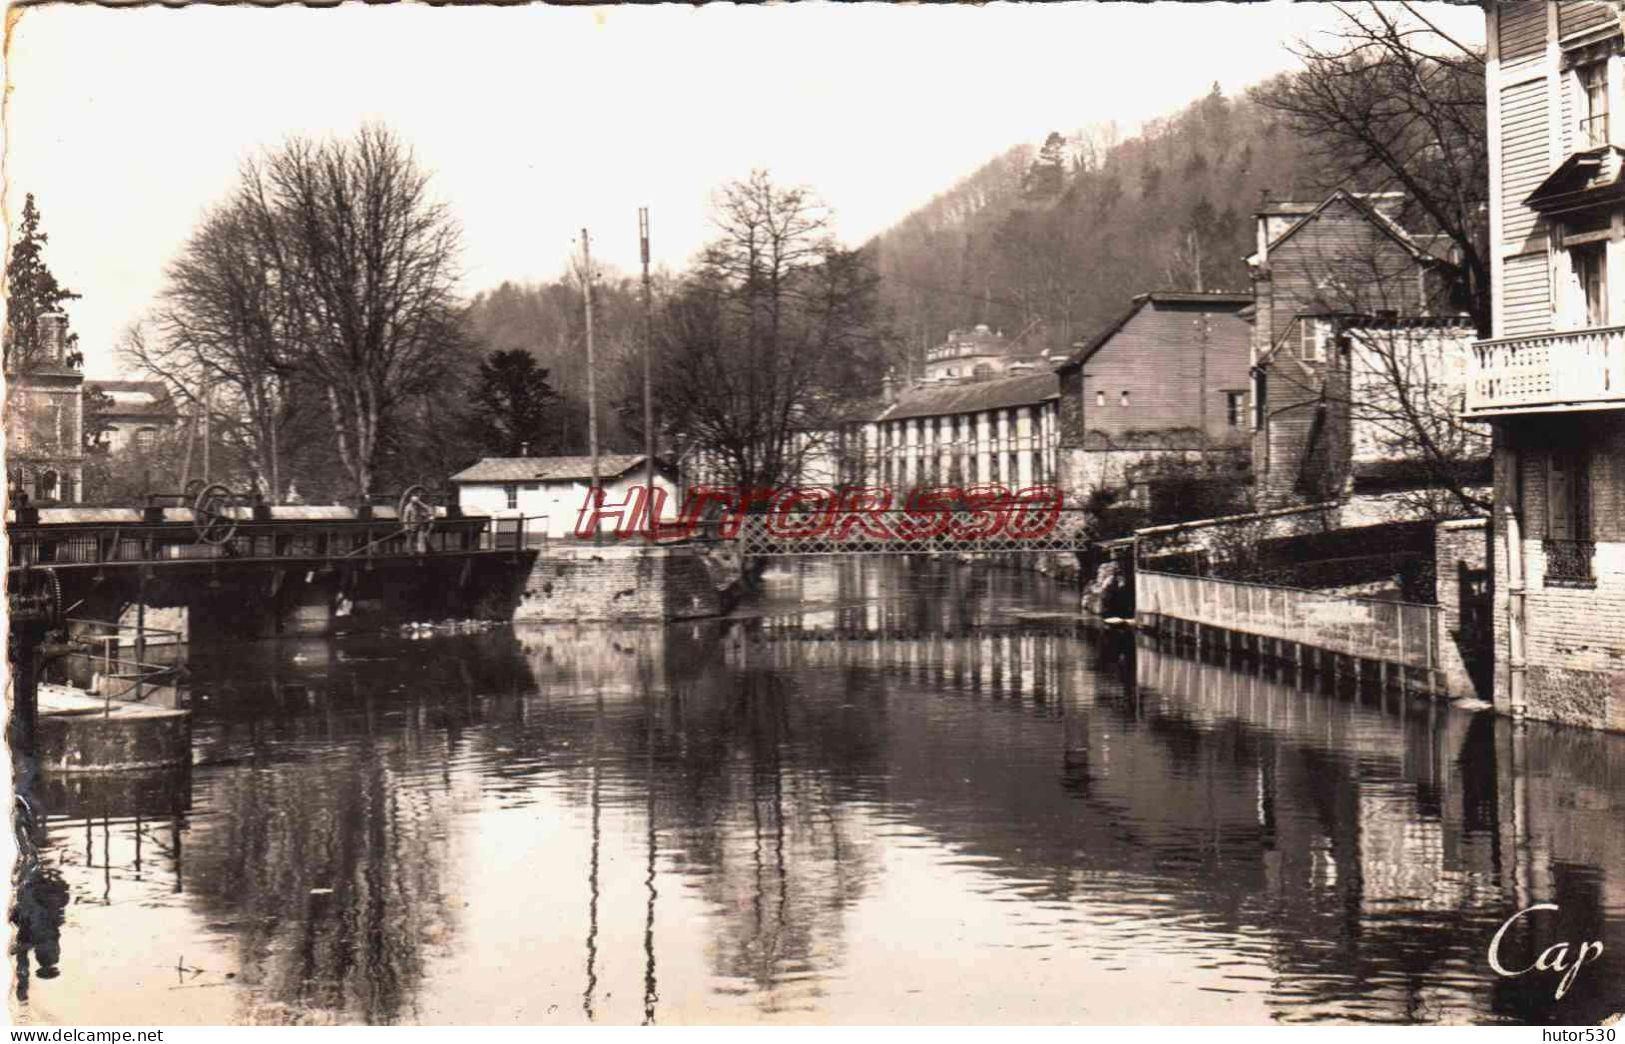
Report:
636,655,887,1014
499,621,887,1018
183,689,465,1024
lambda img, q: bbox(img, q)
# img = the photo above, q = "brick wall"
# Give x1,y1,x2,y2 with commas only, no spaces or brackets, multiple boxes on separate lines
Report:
1491,416,1625,732
515,544,722,623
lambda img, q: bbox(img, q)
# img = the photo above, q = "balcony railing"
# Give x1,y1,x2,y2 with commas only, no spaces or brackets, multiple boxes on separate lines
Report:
1467,325,1625,416
1582,112,1611,149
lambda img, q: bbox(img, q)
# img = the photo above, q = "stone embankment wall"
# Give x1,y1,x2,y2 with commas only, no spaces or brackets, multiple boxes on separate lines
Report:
1129,506,1499,702
515,543,723,623
38,709,191,772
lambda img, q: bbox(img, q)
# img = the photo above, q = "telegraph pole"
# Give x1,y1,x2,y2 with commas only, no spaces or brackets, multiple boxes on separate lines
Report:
201,379,211,486
639,207,655,528
580,229,601,541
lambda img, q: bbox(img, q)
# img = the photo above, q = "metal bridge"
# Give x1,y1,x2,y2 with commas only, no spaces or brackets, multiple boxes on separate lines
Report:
6,484,540,576
711,508,1092,557
7,489,1093,582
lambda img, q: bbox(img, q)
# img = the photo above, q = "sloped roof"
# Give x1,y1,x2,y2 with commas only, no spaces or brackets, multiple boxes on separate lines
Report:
1524,146,1625,213
1059,291,1253,371
1259,188,1437,263
92,379,168,393
88,379,178,418
876,373,1058,423
450,454,650,483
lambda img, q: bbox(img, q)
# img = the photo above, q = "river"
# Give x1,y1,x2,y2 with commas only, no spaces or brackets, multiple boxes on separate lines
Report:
12,557,1625,1025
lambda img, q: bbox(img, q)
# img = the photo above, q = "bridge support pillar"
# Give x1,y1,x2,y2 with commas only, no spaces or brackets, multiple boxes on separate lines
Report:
515,543,722,623
277,571,338,637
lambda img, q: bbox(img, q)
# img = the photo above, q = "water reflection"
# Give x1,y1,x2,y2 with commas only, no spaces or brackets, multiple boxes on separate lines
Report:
14,558,1625,1025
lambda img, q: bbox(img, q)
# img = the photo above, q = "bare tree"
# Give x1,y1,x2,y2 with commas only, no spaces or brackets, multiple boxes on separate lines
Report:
1254,1,1489,333
126,202,304,501
655,171,888,495
1267,225,1491,517
237,124,467,503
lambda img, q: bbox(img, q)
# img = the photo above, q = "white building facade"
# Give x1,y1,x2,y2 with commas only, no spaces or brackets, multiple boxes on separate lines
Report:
451,454,680,538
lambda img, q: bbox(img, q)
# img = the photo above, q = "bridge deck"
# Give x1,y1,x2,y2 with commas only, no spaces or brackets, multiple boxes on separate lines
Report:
6,512,538,572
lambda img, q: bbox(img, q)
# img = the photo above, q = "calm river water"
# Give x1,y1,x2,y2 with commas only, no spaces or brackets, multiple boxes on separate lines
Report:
14,558,1625,1025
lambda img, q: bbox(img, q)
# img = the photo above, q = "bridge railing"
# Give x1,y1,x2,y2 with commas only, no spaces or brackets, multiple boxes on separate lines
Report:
7,515,541,569
726,508,1093,556
58,617,187,712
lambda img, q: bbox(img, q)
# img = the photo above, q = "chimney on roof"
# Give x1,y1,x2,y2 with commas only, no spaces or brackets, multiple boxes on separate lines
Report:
881,367,898,405
520,441,530,458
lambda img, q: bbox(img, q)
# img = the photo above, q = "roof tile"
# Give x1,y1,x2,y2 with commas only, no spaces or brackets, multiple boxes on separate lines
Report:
876,373,1058,423
450,454,649,483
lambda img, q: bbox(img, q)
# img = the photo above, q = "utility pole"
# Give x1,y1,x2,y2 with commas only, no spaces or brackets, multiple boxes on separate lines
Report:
1197,313,1209,435
580,228,601,542
639,207,656,534
201,379,211,486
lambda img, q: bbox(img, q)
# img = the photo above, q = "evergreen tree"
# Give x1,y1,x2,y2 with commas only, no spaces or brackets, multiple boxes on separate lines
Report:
3,194,82,373
82,384,115,453
1022,132,1068,201
464,349,561,457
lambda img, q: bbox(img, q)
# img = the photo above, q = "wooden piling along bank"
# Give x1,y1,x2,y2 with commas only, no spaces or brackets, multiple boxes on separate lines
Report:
1136,569,1449,696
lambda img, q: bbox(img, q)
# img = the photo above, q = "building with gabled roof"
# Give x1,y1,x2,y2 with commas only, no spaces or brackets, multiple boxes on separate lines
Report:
1246,188,1480,512
450,453,678,538
1054,290,1254,504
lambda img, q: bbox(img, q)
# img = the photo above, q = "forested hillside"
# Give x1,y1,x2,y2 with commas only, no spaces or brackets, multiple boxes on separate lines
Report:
870,80,1335,362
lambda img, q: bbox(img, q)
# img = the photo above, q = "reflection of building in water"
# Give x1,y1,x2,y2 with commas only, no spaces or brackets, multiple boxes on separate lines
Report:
730,619,1074,708
1135,636,1625,1024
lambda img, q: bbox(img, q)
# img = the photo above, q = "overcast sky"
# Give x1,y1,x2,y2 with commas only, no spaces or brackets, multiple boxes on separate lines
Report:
5,1,1484,377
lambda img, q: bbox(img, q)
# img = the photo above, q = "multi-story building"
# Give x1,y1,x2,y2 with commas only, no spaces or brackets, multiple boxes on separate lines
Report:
87,379,181,453
1055,291,1254,503
4,312,84,504
863,372,1060,493
1473,0,1625,731
921,324,1052,382
1246,189,1482,514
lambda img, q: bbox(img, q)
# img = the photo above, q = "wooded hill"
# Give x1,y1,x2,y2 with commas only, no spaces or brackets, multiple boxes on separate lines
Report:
869,80,1336,364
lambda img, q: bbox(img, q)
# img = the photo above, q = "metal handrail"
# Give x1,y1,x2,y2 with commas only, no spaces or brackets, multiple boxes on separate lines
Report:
1136,567,1437,613
7,514,523,569
1137,569,1441,672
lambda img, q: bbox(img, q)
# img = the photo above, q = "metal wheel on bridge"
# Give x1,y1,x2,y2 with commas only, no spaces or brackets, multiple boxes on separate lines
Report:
192,483,241,545
8,565,62,630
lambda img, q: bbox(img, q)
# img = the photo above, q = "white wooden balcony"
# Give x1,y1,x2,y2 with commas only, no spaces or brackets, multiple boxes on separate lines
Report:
1466,326,1625,417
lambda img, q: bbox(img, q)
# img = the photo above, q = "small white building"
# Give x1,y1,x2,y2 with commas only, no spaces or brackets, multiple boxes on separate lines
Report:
450,454,680,538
